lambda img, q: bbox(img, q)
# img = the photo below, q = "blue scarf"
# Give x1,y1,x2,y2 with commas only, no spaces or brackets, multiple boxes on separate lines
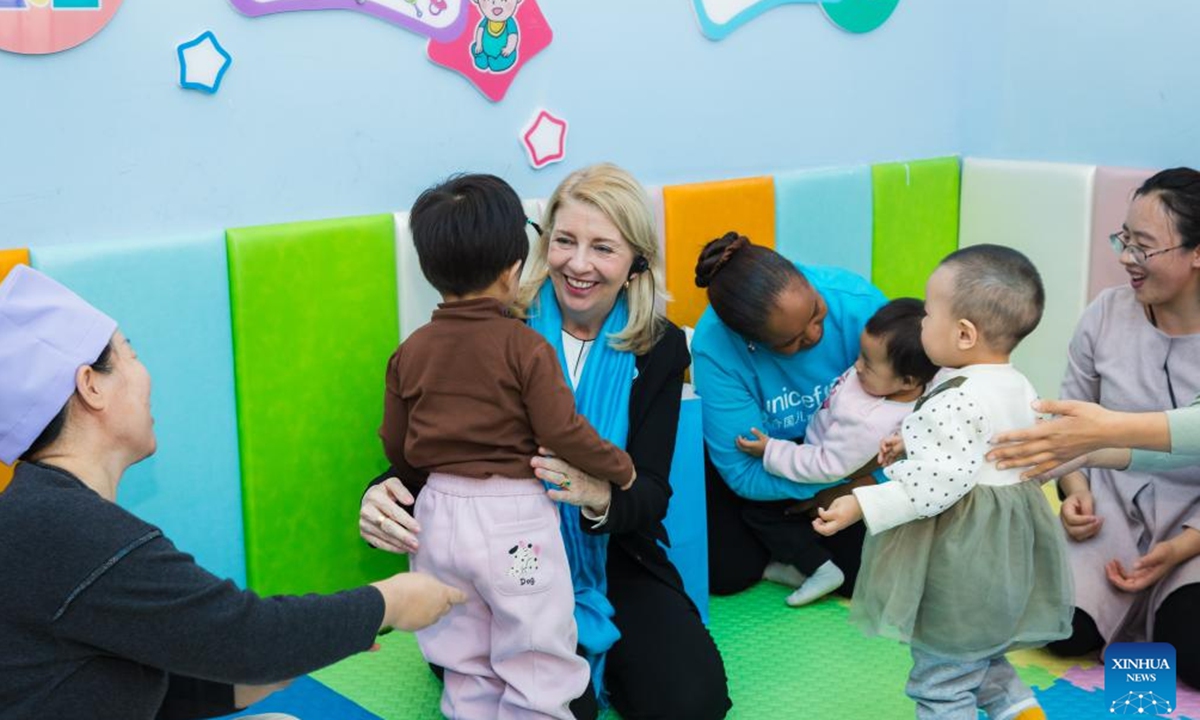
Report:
527,281,635,707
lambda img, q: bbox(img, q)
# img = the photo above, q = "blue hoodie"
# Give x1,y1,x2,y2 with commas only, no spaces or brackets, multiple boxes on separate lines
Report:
692,264,887,501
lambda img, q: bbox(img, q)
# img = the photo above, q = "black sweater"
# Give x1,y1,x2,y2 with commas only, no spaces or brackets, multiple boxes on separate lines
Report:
0,462,384,720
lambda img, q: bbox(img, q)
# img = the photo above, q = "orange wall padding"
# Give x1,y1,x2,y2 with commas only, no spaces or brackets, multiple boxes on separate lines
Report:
0,248,28,280
0,249,29,492
662,177,775,328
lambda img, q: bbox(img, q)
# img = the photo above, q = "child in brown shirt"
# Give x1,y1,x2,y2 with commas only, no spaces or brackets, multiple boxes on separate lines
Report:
380,174,633,720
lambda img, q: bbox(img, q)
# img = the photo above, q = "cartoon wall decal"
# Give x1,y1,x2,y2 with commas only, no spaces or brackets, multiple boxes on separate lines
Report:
692,0,897,40
470,0,520,72
177,31,233,94
426,0,551,102
521,109,567,169
227,0,468,43
692,0,822,41
0,0,123,55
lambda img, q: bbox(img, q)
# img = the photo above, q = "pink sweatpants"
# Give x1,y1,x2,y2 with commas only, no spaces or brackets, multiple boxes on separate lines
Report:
412,473,589,720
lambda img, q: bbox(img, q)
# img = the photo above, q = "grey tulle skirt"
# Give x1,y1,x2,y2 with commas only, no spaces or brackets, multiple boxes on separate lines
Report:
851,481,1074,661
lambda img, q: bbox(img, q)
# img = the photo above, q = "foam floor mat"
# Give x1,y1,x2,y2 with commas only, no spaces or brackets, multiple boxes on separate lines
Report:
229,582,1200,719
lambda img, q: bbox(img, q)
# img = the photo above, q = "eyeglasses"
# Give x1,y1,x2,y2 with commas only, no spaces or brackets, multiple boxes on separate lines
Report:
1109,231,1186,266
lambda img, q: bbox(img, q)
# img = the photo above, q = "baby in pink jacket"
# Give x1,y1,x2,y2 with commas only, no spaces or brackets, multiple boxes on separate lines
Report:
738,298,939,606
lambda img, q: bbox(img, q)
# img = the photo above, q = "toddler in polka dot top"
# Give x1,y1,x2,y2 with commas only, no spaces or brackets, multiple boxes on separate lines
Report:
812,245,1073,720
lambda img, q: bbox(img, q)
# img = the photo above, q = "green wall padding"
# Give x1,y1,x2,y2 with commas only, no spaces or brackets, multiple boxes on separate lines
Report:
227,215,406,596
870,157,962,300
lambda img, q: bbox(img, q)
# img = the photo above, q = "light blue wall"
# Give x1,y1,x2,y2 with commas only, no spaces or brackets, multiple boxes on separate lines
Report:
1,0,968,247
968,0,1200,170
6,2,1199,249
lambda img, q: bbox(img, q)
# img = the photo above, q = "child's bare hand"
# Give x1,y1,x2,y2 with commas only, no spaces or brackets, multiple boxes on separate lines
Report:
812,495,864,536
878,434,905,466
735,427,769,458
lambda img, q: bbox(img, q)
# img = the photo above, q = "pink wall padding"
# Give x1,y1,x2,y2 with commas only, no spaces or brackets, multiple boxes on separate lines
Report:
1089,166,1155,301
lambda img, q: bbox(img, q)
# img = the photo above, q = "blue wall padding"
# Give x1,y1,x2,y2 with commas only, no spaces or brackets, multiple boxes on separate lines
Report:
663,392,709,623
31,236,247,586
220,676,381,719
775,165,874,279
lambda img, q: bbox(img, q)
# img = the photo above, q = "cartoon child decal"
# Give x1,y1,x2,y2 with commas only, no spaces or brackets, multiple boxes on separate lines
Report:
471,0,521,73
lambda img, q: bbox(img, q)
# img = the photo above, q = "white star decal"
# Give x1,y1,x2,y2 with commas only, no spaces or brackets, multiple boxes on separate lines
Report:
521,110,568,170
177,31,232,94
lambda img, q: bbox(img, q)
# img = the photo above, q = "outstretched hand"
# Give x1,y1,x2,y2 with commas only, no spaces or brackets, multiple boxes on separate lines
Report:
372,572,467,632
987,399,1114,477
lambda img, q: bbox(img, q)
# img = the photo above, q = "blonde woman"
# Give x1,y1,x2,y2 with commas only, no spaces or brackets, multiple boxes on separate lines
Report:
362,164,730,719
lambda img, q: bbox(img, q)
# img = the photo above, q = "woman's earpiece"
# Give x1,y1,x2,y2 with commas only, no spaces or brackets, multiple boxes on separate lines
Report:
628,255,649,280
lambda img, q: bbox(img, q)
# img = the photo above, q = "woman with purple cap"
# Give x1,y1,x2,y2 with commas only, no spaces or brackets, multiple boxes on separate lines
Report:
0,265,466,720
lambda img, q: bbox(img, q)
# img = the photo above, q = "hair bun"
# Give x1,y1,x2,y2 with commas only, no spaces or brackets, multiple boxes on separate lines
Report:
694,232,750,288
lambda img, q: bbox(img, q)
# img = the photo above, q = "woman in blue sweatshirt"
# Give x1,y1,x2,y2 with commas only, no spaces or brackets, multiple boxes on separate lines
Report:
691,233,887,598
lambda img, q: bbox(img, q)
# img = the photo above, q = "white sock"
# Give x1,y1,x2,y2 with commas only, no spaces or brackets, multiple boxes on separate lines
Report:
785,560,844,607
762,561,808,588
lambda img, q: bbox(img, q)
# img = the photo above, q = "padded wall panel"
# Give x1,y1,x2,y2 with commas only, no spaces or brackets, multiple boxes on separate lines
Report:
32,237,247,584
645,184,668,264
396,200,547,340
0,249,29,493
959,159,1095,399
228,215,405,595
663,390,709,623
775,165,873,279
663,176,775,329
871,157,961,300
1090,167,1153,301
520,198,547,288
0,248,27,278
394,211,441,341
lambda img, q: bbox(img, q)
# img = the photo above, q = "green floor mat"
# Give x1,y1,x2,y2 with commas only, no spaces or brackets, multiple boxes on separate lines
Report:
315,582,917,719
710,583,915,718
314,581,1107,719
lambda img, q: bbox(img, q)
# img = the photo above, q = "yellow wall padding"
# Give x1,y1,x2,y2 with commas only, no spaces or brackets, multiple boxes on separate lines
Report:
0,249,29,493
662,176,775,328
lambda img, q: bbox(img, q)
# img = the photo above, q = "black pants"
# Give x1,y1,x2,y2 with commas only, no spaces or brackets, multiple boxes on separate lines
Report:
572,546,732,719
1048,583,1200,690
705,451,865,596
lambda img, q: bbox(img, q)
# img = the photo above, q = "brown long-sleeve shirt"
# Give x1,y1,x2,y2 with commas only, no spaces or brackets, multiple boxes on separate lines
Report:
380,297,634,485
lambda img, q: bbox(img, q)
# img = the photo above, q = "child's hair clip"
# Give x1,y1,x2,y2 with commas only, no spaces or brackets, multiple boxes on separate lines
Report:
526,218,544,235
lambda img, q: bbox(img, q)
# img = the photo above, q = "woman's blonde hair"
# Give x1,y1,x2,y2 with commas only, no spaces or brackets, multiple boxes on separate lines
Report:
518,163,669,355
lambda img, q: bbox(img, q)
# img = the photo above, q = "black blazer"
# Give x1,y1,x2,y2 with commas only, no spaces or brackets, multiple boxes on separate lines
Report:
592,321,691,599
367,321,693,602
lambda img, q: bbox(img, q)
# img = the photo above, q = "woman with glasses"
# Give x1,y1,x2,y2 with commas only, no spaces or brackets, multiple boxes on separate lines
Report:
1008,168,1200,687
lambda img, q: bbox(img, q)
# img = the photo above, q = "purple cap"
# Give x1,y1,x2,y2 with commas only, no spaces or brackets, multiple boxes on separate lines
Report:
0,265,117,464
